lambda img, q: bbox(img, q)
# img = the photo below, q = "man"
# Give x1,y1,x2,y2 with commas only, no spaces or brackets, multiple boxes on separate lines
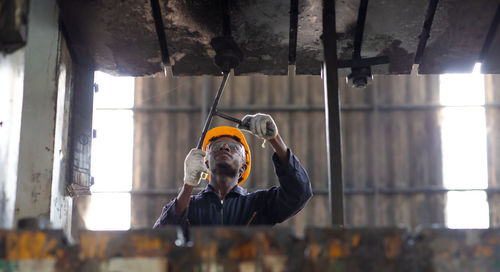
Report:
153,113,312,229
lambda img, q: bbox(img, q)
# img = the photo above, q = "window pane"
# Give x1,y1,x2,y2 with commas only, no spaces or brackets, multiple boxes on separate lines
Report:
441,107,488,189
85,193,131,230
94,71,134,108
91,110,133,191
446,191,489,229
439,63,484,106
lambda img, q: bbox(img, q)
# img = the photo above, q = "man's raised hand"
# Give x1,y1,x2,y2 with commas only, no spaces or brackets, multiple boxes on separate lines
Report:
239,113,278,140
183,148,209,186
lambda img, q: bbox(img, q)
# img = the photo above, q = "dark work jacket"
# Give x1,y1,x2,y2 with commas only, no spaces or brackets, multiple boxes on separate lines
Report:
153,149,312,229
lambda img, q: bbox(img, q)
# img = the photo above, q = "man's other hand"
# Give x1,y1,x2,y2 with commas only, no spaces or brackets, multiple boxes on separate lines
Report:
239,113,278,140
184,148,209,186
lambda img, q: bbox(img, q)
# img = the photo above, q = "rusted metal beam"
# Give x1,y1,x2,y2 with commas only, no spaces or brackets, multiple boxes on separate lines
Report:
3,228,500,271
322,0,344,226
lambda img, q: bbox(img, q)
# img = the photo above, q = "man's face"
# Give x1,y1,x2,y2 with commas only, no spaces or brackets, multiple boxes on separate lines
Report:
206,136,247,180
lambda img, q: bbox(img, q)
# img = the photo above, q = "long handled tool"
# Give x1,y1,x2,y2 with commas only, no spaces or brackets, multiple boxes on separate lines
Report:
194,0,244,183
196,0,244,148
196,72,232,149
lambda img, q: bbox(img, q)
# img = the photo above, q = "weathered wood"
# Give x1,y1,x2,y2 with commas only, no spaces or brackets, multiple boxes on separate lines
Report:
486,75,500,226
133,74,448,231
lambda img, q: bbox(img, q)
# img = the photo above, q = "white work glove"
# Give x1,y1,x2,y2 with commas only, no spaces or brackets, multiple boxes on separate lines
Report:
239,113,278,140
183,148,209,186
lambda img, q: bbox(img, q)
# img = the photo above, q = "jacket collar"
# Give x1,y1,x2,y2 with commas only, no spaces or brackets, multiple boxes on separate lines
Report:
202,184,247,196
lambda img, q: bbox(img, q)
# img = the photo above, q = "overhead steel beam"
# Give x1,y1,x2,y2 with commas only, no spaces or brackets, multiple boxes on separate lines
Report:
414,0,439,65
322,0,344,226
288,0,299,65
150,0,171,75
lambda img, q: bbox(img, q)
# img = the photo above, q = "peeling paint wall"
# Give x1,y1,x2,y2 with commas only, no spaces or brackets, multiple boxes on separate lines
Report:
0,49,24,229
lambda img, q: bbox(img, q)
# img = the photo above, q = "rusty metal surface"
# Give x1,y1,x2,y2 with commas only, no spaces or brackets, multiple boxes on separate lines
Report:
418,0,499,74
305,227,407,271
5,227,500,271
78,229,178,260
414,228,500,272
191,227,305,271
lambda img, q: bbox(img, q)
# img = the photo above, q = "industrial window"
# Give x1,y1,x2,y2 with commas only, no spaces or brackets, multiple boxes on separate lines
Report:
440,63,489,229
86,72,134,230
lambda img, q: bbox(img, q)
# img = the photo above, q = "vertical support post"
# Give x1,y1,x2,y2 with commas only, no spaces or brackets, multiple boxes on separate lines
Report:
67,64,94,196
322,0,344,225
14,0,60,223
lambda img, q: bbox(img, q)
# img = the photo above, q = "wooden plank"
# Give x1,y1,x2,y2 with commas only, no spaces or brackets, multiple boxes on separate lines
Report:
251,76,272,189
309,76,329,228
486,75,500,226
419,0,499,74
289,75,311,233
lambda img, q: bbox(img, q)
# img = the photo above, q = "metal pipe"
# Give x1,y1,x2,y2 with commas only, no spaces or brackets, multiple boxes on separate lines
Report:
214,111,242,125
323,0,344,226
196,72,230,149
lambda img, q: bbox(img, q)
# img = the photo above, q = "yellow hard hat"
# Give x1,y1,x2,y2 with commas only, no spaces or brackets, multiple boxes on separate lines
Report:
202,126,251,184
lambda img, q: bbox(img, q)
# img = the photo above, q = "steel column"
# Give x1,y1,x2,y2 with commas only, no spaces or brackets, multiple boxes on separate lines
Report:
322,0,344,226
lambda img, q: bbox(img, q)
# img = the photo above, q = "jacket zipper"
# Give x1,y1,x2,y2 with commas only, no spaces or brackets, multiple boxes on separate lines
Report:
221,199,224,225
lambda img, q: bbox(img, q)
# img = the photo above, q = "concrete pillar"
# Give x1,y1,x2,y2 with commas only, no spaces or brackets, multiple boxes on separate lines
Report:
13,0,62,224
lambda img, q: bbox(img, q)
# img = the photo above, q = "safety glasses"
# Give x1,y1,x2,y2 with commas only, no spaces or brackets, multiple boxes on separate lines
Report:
208,141,244,153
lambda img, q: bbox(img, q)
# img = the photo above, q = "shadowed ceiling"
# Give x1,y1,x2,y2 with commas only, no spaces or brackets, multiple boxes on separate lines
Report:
59,0,500,77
